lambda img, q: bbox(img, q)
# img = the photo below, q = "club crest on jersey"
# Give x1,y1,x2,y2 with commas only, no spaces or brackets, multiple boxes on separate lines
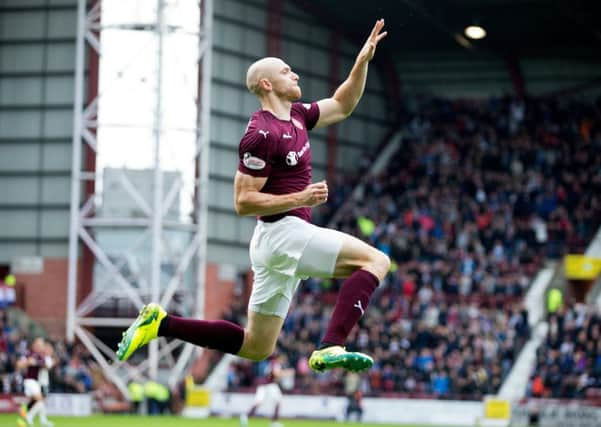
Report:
286,151,299,166
291,118,304,130
243,152,266,170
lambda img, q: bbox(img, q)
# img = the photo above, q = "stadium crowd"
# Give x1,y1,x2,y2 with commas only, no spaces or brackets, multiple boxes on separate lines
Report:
528,304,601,399
228,94,601,398
0,308,97,395
0,306,183,415
229,286,530,399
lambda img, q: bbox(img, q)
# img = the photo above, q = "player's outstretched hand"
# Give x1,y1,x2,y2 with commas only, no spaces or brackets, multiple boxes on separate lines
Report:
356,18,387,64
302,180,328,207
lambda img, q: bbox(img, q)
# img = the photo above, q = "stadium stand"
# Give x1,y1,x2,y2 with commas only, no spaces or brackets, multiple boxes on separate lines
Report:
527,304,601,400
0,306,194,414
0,308,96,395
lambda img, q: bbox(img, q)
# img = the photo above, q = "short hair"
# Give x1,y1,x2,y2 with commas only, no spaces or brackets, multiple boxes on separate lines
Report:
245,57,281,95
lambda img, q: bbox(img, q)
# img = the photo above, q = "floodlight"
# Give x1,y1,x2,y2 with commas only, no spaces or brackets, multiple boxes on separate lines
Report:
464,25,486,40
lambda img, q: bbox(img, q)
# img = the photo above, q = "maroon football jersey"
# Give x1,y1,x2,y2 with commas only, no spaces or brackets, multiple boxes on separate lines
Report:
24,351,44,380
238,102,320,223
265,359,282,383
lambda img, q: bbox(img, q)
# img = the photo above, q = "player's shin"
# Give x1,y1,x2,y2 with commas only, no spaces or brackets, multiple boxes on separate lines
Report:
159,315,244,354
321,269,378,346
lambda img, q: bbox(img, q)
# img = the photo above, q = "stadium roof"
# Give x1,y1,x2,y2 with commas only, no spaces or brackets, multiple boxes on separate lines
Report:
301,0,601,59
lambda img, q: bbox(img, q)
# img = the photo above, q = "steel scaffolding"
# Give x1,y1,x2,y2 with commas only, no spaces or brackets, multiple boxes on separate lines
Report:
67,0,213,394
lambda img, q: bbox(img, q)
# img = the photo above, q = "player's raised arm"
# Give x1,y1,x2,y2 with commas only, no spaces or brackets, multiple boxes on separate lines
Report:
315,19,387,128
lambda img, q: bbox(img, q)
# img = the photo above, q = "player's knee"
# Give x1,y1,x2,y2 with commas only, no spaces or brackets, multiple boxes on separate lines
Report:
370,250,390,281
243,338,275,362
247,347,273,362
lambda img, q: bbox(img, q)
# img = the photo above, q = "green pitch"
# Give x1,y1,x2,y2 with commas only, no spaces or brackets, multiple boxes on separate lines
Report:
0,414,451,427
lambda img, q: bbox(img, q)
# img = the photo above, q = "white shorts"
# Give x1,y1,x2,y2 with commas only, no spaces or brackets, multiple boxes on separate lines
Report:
24,379,42,397
255,383,282,405
248,216,345,318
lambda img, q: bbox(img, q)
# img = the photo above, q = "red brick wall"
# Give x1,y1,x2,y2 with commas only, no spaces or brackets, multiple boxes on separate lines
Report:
204,263,236,319
16,258,77,338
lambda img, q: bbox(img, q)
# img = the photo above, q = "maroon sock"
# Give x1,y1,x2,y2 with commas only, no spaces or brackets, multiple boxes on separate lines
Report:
158,315,244,354
272,403,280,421
321,269,379,347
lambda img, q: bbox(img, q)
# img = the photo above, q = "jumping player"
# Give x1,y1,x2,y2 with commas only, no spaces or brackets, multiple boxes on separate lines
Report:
117,19,389,373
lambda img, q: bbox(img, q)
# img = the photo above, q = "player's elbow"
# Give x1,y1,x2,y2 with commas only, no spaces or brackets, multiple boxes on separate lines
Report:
234,200,244,216
332,96,356,119
335,105,353,120
340,106,354,118
234,195,252,216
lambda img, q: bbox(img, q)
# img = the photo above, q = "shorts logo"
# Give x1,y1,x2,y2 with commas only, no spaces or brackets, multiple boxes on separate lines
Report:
286,151,298,166
243,152,266,170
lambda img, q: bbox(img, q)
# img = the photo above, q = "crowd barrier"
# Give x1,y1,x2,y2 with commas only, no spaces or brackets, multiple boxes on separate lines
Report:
0,393,92,416
210,392,483,426
3,391,600,426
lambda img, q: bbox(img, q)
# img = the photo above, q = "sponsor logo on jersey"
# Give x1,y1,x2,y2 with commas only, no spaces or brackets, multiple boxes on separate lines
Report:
285,141,310,167
303,103,311,110
282,132,292,139
286,151,298,166
243,152,266,170
297,140,310,158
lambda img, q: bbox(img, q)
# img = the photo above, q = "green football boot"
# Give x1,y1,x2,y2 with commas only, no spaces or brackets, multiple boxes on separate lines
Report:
308,345,373,373
18,403,27,419
116,303,167,362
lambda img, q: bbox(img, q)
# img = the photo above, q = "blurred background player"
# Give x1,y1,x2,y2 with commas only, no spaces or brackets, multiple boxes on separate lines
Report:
117,19,390,374
240,354,286,427
17,337,54,427
344,371,364,422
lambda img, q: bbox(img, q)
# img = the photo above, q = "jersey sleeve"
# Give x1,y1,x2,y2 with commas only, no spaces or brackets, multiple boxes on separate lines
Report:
238,119,273,177
292,102,320,130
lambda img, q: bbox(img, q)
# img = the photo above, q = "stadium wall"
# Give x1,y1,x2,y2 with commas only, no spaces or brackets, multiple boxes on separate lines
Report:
395,50,601,98
0,0,79,263
210,393,601,427
522,56,601,97
396,51,514,98
212,392,483,426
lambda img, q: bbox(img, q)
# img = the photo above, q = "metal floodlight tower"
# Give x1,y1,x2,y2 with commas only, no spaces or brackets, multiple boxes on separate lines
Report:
66,0,213,394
